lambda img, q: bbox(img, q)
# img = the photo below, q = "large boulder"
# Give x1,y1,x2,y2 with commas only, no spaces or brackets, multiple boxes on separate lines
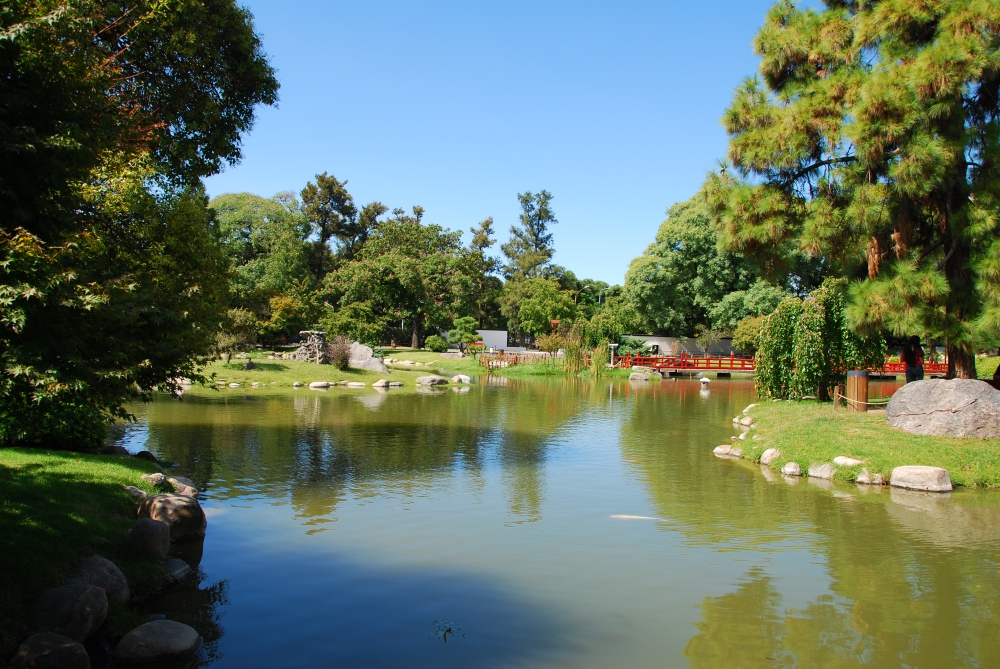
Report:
628,372,648,381
416,375,449,386
890,465,953,492
127,518,170,558
886,379,1000,439
9,633,90,669
69,555,130,606
808,463,837,480
164,558,193,585
99,445,130,457
140,494,207,540
348,342,389,373
112,620,202,664
29,584,107,642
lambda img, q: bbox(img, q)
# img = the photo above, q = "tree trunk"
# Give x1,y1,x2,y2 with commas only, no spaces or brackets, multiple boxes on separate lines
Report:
942,197,977,380
947,345,977,379
411,317,423,349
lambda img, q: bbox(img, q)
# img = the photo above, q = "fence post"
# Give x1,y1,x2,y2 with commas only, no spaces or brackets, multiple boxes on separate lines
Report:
846,370,869,413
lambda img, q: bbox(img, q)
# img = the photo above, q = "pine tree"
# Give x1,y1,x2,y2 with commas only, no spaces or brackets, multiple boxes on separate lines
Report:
502,190,557,280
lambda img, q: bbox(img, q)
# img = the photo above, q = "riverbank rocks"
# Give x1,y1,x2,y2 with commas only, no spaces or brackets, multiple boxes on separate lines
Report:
113,620,202,664
69,555,130,606
124,486,147,501
349,342,389,373
452,374,471,384
140,494,207,540
99,445,131,457
833,456,864,467
416,375,449,385
856,468,884,485
308,381,329,389
713,445,732,456
10,633,90,669
292,382,302,388
134,451,158,463
128,519,170,558
760,448,781,465
388,381,403,388
168,477,199,498
347,382,365,388
164,558,193,584
372,379,390,388
886,379,1000,439
629,373,649,381
808,463,837,480
739,416,754,427
890,465,953,492
29,584,107,642
782,462,802,476
743,403,757,414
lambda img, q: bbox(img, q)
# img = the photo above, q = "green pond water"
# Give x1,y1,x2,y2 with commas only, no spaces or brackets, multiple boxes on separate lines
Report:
112,376,1000,668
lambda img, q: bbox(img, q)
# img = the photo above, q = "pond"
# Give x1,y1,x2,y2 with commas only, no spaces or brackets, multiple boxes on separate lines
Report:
111,376,1000,668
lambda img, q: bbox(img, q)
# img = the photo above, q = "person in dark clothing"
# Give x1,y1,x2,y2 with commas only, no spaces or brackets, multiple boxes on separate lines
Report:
900,336,925,383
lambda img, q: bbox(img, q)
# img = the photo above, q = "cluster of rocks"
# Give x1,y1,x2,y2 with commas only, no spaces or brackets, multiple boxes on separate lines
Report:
417,375,470,386
712,400,956,492
11,449,206,668
629,366,663,382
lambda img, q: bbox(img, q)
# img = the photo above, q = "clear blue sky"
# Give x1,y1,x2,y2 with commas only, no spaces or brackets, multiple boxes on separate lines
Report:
205,1,776,285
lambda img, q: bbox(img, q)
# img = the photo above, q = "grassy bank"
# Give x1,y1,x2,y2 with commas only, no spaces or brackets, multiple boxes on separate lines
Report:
736,401,1000,488
0,449,165,654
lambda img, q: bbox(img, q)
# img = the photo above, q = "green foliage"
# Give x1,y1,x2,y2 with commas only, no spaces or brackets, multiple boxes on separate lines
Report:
732,315,766,356
259,279,323,342
502,190,557,280
755,297,802,400
300,173,385,279
616,337,652,357
424,334,448,352
215,308,259,355
448,316,482,354
320,301,387,347
500,277,577,337
590,340,610,377
581,296,643,348
706,0,1000,376
792,299,826,399
707,279,788,334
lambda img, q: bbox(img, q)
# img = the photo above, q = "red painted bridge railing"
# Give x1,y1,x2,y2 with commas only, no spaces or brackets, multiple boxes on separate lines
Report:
615,353,949,375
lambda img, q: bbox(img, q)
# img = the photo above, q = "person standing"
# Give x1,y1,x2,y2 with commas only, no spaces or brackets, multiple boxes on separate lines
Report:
900,336,925,383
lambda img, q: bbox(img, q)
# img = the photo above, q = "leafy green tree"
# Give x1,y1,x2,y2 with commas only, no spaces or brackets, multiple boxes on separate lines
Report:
0,1,276,448
260,278,323,342
502,278,577,337
732,315,767,356
320,301,387,346
215,308,260,357
423,334,449,352
706,0,1000,378
300,173,358,279
448,316,482,354
624,196,757,336
582,295,644,348
466,217,504,327
502,190,557,280
708,279,789,334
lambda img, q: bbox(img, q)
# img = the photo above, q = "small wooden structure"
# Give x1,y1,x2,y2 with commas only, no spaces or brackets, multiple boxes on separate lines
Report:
845,370,869,412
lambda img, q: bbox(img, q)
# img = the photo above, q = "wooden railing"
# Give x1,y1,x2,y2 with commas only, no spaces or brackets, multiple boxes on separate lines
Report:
614,353,950,376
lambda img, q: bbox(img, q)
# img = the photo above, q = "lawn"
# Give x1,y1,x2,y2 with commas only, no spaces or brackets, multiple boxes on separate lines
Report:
0,449,165,654
737,400,1000,488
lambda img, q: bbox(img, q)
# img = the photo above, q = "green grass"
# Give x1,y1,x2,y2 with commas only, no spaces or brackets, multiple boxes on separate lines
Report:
0,448,167,654
736,401,1000,488
977,355,999,380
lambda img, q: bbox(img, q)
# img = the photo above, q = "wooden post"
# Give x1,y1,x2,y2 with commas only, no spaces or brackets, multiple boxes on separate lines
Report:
846,370,868,413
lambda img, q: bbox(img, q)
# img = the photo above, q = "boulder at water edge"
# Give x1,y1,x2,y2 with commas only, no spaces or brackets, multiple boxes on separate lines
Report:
760,448,781,465
134,450,158,463
890,466,953,492
128,518,171,558
348,342,389,373
164,558,193,584
69,555,130,606
629,373,648,381
140,494,207,540
452,374,471,383
416,375,449,385
808,463,837,480
10,633,90,669
782,462,802,476
886,379,1000,439
372,379,390,388
833,456,864,467
141,472,166,487
99,445,131,457
113,620,202,664
29,584,107,642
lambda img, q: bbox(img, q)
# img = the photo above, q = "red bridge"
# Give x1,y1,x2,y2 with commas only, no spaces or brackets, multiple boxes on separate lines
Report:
614,353,949,376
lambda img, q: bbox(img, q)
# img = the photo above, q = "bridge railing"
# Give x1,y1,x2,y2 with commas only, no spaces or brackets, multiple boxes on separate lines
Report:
614,353,950,375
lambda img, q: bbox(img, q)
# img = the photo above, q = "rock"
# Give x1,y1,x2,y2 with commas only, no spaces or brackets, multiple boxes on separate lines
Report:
760,448,781,465
354,357,389,373
124,485,147,501
348,342,390,373
163,558,193,584
649,371,663,379
242,359,256,370
751,434,762,441
308,381,329,389
742,403,757,414
738,432,747,440
251,382,260,388
713,445,732,456
739,416,754,426
440,352,462,359
730,447,743,457
227,383,240,388
113,620,202,664
452,374,471,384
372,379,390,388
69,555,129,606
134,451,158,463
416,375,449,385
886,379,1000,439
29,584,107,642
99,445,131,457
782,462,802,476
292,382,302,388
890,465,953,492
388,382,403,388
127,518,170,558
808,463,837,480
140,494,207,540
629,373,649,381
856,468,884,485
141,473,166,487
9,633,90,669
833,456,864,467
732,416,740,424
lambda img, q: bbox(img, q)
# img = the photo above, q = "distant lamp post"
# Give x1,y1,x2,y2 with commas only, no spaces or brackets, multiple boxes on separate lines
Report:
609,342,619,367
550,319,560,334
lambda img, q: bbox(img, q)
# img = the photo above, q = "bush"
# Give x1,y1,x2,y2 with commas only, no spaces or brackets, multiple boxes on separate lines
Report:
732,315,766,356
424,334,448,352
534,333,565,353
327,336,351,370
616,336,652,357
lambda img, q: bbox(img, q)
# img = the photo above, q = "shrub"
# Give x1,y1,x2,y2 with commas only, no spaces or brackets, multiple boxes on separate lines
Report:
591,340,610,376
327,336,351,370
732,315,766,356
424,335,448,352
535,333,565,353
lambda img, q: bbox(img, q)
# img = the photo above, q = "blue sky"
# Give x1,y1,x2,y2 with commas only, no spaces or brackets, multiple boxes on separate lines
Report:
205,1,777,285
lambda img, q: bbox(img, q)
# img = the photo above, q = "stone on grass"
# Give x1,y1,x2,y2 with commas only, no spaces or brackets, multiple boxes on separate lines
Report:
309,381,329,389
10,633,90,669
99,445,131,457
128,518,170,558
760,448,781,465
452,374,471,383
167,478,198,498
292,382,302,388
782,462,802,477
732,416,740,424
372,379,390,388
348,342,389,373
388,381,404,388
69,555,129,606
113,620,202,664
808,463,837,480
713,445,732,456
440,352,463,359
739,416,754,426
227,383,240,388
141,472,166,487
629,372,649,381
890,466,953,492
856,468,884,486
738,432,747,441
347,382,365,388
134,451,158,463
124,485,147,501
140,494,207,540
833,456,864,467
29,584,107,642
743,403,757,414
164,558,193,584
416,375,449,386
730,447,743,458
169,476,195,488
886,379,1000,439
